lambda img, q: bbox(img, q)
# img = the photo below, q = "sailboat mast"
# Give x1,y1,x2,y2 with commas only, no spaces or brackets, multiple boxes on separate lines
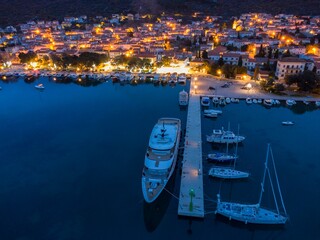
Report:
270,147,288,216
233,125,240,168
258,144,270,206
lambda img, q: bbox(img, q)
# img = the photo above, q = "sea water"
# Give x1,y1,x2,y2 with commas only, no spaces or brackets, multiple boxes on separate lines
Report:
0,78,319,239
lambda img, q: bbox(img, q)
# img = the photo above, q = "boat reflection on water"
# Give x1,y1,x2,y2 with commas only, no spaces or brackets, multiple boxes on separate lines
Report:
143,164,178,232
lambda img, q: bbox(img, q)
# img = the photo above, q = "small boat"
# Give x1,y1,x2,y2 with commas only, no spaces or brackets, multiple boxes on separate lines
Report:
204,112,218,118
215,144,288,224
207,152,237,162
282,121,294,126
201,96,210,107
252,99,258,104
274,99,281,105
142,118,181,203
303,100,310,105
35,83,45,90
263,99,273,107
286,99,296,106
219,97,226,106
257,99,262,104
179,90,188,106
246,97,252,104
212,97,219,104
207,127,245,144
225,97,231,104
204,109,222,115
315,101,320,107
209,167,249,179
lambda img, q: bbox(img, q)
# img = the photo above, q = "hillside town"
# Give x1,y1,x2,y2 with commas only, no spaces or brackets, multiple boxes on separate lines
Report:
0,12,320,92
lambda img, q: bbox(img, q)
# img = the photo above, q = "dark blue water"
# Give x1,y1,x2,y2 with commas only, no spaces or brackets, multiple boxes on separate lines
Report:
0,78,319,239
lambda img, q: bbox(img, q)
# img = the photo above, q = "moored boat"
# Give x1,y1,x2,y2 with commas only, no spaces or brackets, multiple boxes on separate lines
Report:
204,109,222,115
207,152,237,162
204,112,218,118
209,167,249,179
142,118,181,203
206,128,245,144
201,96,210,107
179,90,188,106
215,144,288,224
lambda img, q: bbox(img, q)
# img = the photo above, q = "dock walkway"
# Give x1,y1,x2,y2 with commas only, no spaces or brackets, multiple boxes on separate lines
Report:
178,81,204,218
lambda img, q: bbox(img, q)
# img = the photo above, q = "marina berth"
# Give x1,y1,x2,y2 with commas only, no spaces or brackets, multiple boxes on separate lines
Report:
142,118,181,203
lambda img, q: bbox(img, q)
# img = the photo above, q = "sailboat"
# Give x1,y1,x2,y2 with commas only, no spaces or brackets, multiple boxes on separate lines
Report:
207,142,237,162
215,144,288,224
208,127,249,179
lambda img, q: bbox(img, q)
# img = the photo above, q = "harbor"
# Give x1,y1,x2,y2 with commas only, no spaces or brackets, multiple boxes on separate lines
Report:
0,78,319,239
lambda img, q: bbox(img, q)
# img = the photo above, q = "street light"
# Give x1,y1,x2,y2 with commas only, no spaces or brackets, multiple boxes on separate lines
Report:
194,85,198,94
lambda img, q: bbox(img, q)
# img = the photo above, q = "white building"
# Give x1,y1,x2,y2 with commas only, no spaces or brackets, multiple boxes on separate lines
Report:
275,57,306,80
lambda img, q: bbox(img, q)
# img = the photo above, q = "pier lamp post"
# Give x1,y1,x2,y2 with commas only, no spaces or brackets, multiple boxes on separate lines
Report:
217,69,222,79
194,85,198,94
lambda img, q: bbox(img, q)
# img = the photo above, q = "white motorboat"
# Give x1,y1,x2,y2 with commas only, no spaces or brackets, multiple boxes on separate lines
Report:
274,99,281,105
201,96,210,107
212,97,219,104
178,74,187,84
206,128,245,144
35,83,45,90
246,98,252,104
257,99,262,104
315,101,320,107
209,167,249,179
286,99,296,106
215,144,288,224
204,112,218,118
179,90,188,106
252,99,258,104
142,118,181,203
282,121,294,126
263,99,273,107
225,97,231,104
219,97,226,106
204,109,222,115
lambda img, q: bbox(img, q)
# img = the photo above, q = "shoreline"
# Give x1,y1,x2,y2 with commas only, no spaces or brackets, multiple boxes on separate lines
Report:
1,69,320,102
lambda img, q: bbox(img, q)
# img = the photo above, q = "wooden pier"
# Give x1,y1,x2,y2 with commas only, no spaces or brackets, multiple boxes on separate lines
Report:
178,81,204,218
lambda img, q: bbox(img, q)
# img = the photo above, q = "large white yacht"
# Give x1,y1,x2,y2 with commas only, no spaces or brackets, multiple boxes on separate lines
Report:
142,118,181,203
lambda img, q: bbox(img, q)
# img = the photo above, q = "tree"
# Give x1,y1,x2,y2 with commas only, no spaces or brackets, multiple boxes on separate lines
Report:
255,44,266,58
238,56,243,67
18,51,37,63
241,45,248,52
282,50,292,58
297,70,319,91
253,66,259,80
201,50,208,59
267,47,272,59
274,49,279,59
218,56,224,67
